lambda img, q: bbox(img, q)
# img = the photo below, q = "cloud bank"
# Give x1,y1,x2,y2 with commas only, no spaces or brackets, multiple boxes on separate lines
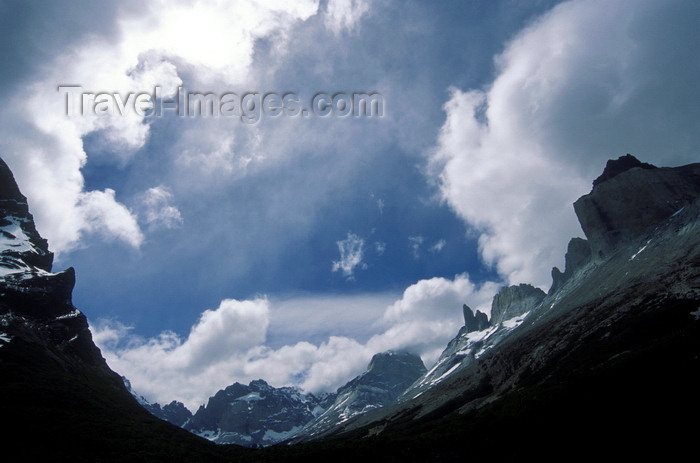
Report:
92,273,497,410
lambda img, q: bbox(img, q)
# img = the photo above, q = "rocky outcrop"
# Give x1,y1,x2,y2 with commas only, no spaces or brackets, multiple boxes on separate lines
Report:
549,237,592,294
574,154,700,260
592,153,656,186
489,283,545,326
463,304,489,332
359,351,427,397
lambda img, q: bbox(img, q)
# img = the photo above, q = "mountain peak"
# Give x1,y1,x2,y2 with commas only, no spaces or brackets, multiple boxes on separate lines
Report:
184,378,335,447
490,283,545,326
592,154,656,186
366,350,425,376
0,158,25,201
0,156,53,273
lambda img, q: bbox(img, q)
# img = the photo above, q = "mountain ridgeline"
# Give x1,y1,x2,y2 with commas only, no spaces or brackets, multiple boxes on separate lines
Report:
2,154,699,461
132,351,427,448
279,154,700,460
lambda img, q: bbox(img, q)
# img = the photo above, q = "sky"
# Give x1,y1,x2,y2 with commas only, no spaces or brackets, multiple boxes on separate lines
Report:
0,0,698,411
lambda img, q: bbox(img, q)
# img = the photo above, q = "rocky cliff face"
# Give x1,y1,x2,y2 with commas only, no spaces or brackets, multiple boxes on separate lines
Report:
574,154,700,260
549,237,591,293
0,158,53,274
463,304,488,332
489,283,545,326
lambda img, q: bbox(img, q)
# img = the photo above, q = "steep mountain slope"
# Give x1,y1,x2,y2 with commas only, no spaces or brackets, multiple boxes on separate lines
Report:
0,158,246,462
396,284,544,402
272,155,700,461
289,351,426,442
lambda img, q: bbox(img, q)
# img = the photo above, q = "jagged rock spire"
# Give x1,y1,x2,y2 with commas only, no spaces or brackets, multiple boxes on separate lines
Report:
463,304,489,332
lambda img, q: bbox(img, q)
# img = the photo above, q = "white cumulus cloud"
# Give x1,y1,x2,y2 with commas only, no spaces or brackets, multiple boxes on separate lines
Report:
78,189,144,248
429,0,699,288
91,298,271,409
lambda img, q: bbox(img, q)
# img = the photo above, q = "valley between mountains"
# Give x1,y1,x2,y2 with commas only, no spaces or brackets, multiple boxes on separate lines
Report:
2,154,699,461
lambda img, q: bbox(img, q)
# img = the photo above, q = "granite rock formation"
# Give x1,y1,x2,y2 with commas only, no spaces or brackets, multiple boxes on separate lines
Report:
463,304,489,332
574,154,700,260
